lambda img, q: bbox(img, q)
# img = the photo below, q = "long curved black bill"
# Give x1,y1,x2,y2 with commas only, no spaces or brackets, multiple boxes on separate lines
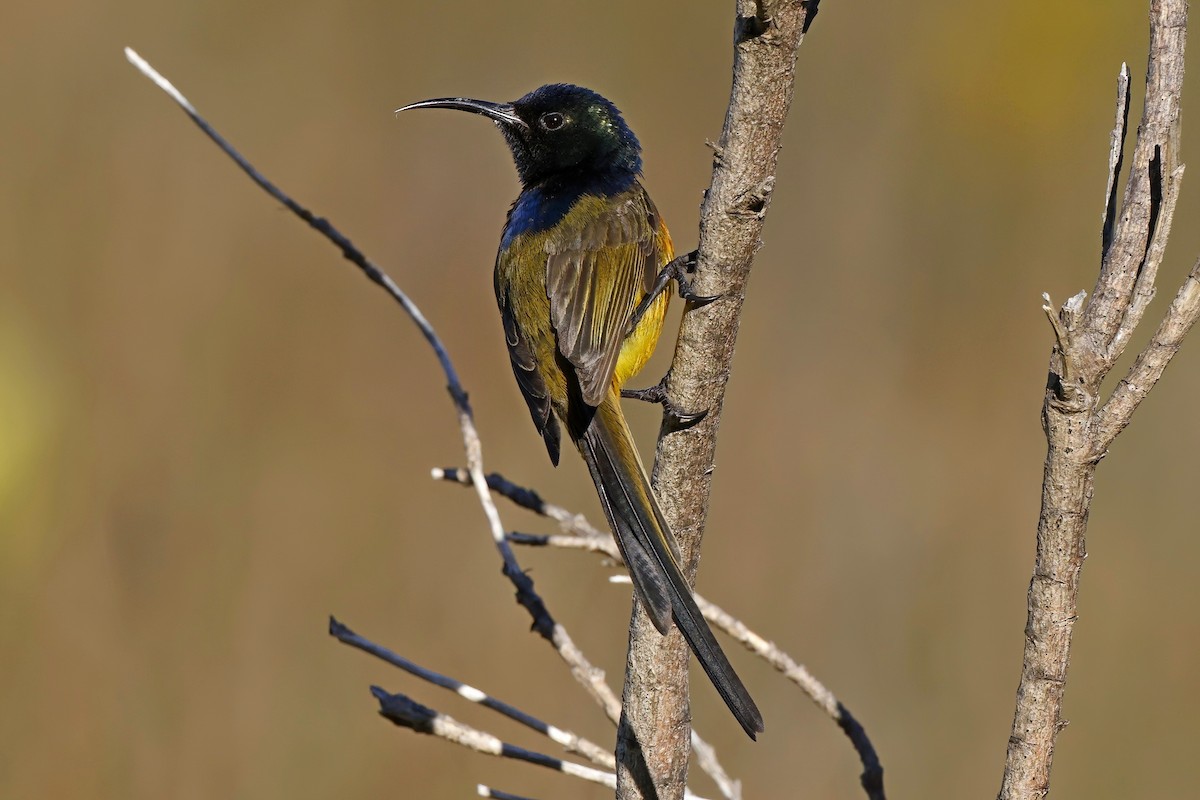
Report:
394,97,526,130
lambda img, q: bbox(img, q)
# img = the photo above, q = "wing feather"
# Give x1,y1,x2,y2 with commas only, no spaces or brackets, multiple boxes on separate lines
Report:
545,188,661,406
497,286,561,465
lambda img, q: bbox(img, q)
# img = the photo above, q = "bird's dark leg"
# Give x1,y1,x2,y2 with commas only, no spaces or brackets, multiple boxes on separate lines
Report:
621,375,709,429
625,251,720,337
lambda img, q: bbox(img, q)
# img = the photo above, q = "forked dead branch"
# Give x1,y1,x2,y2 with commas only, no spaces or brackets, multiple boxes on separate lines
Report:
1000,1,1197,798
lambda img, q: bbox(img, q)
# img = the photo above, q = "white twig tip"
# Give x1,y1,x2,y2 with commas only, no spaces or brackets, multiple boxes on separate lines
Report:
457,684,486,703
545,724,571,746
123,47,197,114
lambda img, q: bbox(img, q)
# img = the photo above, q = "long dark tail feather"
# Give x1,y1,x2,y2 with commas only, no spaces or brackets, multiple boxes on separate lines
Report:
576,397,765,739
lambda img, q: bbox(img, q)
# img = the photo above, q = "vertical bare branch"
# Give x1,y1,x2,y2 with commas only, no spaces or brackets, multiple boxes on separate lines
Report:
617,2,816,799
999,2,1191,798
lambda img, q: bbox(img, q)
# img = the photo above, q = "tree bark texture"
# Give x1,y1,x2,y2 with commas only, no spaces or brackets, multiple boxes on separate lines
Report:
615,2,813,798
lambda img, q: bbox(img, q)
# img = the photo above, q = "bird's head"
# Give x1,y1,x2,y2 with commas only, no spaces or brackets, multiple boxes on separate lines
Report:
396,83,642,188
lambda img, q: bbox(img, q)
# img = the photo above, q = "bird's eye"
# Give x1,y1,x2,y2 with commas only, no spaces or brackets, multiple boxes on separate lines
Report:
539,112,565,131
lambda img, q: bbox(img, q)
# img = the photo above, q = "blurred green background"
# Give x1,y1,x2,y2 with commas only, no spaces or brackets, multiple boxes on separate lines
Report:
3,1,1199,797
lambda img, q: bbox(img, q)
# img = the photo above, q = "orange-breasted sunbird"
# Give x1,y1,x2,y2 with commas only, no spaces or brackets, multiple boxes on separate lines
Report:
397,84,763,739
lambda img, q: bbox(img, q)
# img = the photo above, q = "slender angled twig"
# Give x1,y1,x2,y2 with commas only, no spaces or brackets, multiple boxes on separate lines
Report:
1093,256,1200,451
375,686,718,800
123,46,515,588
435,468,610,541
330,617,614,770
371,686,616,789
488,557,624,725
508,531,616,554
689,594,883,800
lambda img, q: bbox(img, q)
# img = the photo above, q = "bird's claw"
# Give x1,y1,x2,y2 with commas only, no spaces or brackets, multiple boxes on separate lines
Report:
679,283,720,307
672,251,721,307
621,378,709,429
626,251,723,336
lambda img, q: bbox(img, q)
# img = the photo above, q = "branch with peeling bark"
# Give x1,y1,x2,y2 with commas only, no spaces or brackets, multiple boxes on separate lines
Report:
1000,2,1196,798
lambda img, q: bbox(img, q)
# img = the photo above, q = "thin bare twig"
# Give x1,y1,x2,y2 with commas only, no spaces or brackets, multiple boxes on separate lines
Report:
490,555,624,725
1095,258,1200,450
508,531,615,554
330,617,614,770
371,686,616,789
690,594,883,800
435,468,610,541
122,46,519,592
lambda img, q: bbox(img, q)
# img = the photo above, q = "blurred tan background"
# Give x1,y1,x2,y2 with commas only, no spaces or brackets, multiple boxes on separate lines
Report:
3,1,1199,798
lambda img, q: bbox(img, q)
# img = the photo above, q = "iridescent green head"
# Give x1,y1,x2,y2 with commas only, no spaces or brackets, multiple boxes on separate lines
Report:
397,83,642,188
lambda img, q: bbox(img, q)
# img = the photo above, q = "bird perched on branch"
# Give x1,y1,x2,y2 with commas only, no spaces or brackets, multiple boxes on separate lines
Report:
396,83,763,739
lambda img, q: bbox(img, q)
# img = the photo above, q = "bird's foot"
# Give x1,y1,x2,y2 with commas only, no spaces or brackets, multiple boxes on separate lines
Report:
626,251,721,336
673,251,721,306
621,377,709,428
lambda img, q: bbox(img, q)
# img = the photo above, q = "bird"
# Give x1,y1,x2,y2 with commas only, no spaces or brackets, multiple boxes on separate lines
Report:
396,84,763,739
